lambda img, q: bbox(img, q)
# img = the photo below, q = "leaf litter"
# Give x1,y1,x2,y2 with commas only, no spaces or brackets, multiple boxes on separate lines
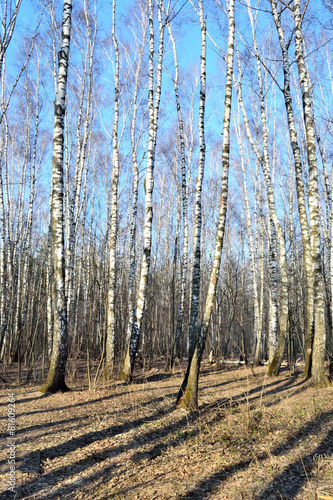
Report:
0,362,332,499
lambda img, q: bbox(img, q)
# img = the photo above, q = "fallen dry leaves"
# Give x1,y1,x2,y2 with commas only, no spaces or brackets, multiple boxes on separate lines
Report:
0,361,332,499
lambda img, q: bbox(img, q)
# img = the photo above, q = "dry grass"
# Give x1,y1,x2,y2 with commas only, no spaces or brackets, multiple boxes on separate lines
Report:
0,360,332,499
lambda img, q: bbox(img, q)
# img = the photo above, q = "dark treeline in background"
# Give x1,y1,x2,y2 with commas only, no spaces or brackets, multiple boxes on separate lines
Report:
0,0,332,407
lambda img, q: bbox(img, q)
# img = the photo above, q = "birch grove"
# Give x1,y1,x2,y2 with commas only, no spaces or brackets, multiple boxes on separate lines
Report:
0,0,332,399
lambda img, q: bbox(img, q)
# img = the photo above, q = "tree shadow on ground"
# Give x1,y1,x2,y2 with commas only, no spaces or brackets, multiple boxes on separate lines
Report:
14,391,127,418
179,409,333,499
7,405,200,499
0,393,42,407
9,387,180,443
133,371,176,383
13,381,179,419
13,417,203,500
132,365,260,388
0,414,92,441
0,371,314,499
199,375,307,413
256,427,333,499
0,375,300,467
199,373,262,393
0,386,183,467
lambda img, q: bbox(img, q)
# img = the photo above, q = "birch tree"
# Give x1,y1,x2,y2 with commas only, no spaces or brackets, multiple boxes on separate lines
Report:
65,0,97,339
233,2,288,376
235,121,263,365
269,0,314,379
292,0,329,387
186,0,207,373
105,0,120,376
118,3,148,378
119,0,166,381
248,0,290,376
165,15,189,372
0,0,34,358
177,0,235,410
41,0,72,394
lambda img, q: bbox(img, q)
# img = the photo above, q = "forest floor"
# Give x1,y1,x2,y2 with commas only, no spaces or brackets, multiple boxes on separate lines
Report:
0,359,332,499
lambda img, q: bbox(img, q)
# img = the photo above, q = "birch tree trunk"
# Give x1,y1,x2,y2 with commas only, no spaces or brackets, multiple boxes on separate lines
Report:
105,0,120,376
0,148,6,355
166,19,189,372
41,0,72,394
177,0,235,410
238,0,289,377
233,43,280,370
119,0,165,381
21,92,38,321
66,5,96,336
306,53,333,378
269,0,313,378
186,0,206,369
292,0,329,387
236,121,262,365
0,115,9,358
267,215,278,362
118,13,146,381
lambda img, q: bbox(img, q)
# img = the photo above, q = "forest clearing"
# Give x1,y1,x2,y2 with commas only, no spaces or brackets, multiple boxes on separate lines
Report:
1,0,333,497
0,361,332,499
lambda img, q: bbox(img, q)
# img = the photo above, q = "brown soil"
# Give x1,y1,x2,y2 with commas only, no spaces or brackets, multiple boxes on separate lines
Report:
0,360,332,499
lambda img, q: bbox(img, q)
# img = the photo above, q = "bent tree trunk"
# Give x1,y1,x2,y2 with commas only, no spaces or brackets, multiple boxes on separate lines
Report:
41,0,72,394
177,0,235,410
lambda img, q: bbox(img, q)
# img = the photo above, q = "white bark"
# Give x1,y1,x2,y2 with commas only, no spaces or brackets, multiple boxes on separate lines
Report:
120,0,166,380
293,0,329,386
66,1,97,329
106,0,120,375
236,119,262,364
270,0,314,377
120,24,146,377
166,19,189,370
42,0,72,393
187,0,206,362
178,0,235,409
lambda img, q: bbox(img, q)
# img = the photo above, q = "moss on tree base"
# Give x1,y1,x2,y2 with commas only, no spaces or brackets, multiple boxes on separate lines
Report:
178,386,198,411
267,360,280,377
118,369,132,382
118,350,133,382
40,380,69,394
177,352,200,411
41,356,69,394
312,375,331,389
